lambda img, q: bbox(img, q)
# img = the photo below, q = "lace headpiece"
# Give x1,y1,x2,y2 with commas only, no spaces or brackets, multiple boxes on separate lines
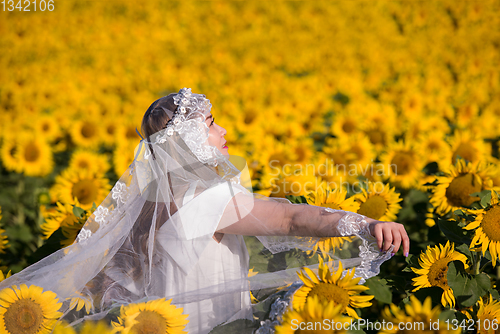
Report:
147,88,222,167
164,88,212,136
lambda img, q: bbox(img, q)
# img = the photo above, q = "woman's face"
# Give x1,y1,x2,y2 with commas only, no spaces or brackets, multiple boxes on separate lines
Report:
205,114,229,156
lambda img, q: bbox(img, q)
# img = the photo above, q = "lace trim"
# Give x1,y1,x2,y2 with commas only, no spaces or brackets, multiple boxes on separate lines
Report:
324,208,393,284
76,182,130,244
143,88,222,167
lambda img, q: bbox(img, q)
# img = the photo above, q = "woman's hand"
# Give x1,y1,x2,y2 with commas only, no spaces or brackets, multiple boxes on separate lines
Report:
366,219,410,257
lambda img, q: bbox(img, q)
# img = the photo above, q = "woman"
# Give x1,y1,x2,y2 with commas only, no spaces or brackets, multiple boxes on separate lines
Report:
0,88,409,334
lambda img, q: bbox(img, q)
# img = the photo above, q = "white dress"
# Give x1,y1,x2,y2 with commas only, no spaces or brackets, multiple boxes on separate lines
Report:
156,182,253,334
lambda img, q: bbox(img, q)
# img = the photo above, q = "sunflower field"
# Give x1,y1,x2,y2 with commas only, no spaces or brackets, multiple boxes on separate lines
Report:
1,0,500,333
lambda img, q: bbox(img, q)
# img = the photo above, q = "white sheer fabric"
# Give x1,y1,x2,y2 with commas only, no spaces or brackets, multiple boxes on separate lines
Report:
0,89,394,333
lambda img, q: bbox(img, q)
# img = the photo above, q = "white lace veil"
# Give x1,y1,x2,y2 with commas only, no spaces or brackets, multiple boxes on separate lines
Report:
0,88,392,333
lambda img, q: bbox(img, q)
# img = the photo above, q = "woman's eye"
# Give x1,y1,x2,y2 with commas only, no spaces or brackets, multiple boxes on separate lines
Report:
210,118,215,126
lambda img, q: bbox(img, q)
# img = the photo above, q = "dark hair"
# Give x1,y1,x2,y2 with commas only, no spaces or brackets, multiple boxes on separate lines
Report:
87,95,182,308
141,93,178,140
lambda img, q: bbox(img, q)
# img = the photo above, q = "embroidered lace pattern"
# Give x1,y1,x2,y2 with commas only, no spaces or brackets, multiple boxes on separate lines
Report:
324,208,393,283
76,182,130,244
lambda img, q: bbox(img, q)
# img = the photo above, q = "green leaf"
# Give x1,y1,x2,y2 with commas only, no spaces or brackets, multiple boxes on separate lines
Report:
470,189,492,199
438,309,456,322
365,277,392,304
447,261,490,307
285,195,308,204
481,191,492,208
437,218,470,244
27,228,65,265
73,206,85,219
489,289,500,300
456,244,474,263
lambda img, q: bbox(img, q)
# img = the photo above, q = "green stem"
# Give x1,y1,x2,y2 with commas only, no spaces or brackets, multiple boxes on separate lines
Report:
16,178,25,226
479,260,491,273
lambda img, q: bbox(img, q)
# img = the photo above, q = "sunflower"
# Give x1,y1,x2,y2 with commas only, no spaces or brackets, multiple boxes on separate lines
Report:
352,182,402,221
275,295,352,334
448,130,490,166
464,195,500,266
115,118,142,146
411,241,469,307
306,184,358,255
50,168,111,210
67,294,92,314
379,295,460,334
0,207,9,253
53,321,112,334
292,260,373,318
0,270,11,282
331,110,362,139
70,118,102,149
400,91,425,121
40,202,79,239
101,118,119,147
322,139,357,184
380,141,423,189
16,135,54,177
430,159,494,216
68,150,110,175
0,284,63,334
113,141,138,178
476,295,500,334
415,131,452,171
270,172,321,198
0,138,22,173
362,123,394,154
336,133,377,177
111,298,188,334
33,115,60,143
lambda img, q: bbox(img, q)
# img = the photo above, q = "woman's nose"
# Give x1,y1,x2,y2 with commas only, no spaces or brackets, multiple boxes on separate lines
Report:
218,124,227,137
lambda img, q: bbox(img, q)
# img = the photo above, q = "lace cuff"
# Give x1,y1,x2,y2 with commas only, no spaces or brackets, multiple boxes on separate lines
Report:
324,208,393,283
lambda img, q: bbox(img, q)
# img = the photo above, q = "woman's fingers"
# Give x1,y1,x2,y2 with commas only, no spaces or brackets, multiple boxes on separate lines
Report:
391,230,402,254
369,221,410,256
382,226,393,252
400,224,410,256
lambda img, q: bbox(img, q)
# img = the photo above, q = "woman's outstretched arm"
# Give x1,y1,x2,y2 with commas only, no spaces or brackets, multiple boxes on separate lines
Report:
217,194,410,256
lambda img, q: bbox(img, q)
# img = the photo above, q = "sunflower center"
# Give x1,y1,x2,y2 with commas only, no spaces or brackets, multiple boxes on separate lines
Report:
366,129,385,145
77,160,91,169
4,299,44,334
390,151,413,175
342,120,356,134
81,122,96,139
357,195,388,220
351,145,365,161
126,126,137,140
307,282,350,312
427,140,441,151
72,179,99,205
24,142,40,162
106,124,117,136
244,113,256,125
427,258,451,290
445,173,481,208
452,143,477,164
481,205,500,242
131,310,167,334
